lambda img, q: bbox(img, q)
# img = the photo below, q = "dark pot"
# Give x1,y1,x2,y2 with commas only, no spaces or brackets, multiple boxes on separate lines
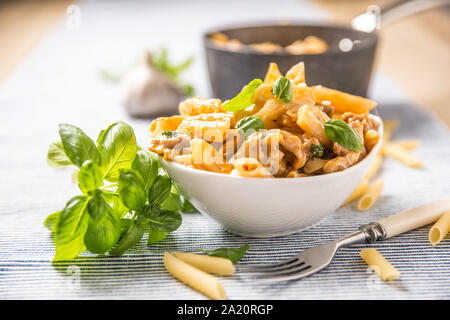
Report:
203,23,378,100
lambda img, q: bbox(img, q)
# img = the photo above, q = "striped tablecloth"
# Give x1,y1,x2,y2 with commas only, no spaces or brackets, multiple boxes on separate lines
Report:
0,0,449,299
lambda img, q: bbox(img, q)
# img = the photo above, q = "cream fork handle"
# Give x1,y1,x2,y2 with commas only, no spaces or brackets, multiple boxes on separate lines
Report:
377,196,450,239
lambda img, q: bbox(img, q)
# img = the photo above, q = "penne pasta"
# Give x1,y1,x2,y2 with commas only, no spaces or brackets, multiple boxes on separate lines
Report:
148,61,382,178
313,86,377,114
172,251,235,276
343,177,369,206
285,62,305,85
381,143,423,168
233,157,273,178
360,248,400,281
381,119,399,146
357,179,384,211
263,62,282,85
429,210,450,246
164,252,227,300
364,154,383,180
388,139,421,150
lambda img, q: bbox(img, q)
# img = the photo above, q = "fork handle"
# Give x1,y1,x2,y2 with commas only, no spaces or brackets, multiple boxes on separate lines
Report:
376,196,450,239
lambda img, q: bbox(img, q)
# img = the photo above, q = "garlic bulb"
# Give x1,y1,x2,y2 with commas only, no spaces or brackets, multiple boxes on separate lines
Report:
119,52,184,118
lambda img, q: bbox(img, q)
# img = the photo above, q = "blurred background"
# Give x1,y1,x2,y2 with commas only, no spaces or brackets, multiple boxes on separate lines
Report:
0,0,449,125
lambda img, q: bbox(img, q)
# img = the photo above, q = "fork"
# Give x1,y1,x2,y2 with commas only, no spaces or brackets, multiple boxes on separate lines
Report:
239,197,450,282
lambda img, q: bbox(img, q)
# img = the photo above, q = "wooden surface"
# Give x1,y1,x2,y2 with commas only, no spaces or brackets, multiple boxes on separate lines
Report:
0,0,449,126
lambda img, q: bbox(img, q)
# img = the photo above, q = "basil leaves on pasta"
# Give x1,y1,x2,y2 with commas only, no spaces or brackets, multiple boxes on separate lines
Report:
271,76,292,103
221,79,263,111
324,119,364,151
235,116,264,137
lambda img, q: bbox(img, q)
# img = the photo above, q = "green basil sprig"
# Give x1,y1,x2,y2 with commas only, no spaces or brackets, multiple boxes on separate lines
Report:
235,116,264,137
221,79,263,111
44,121,190,261
324,119,364,151
271,76,292,103
200,243,250,263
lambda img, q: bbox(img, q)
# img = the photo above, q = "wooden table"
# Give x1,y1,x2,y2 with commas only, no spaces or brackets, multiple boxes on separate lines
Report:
1,0,449,126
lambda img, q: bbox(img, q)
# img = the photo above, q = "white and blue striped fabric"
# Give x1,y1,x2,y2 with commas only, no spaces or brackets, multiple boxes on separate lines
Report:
0,0,449,299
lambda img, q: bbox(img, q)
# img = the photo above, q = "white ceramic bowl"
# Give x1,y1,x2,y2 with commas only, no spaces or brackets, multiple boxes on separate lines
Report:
160,115,383,238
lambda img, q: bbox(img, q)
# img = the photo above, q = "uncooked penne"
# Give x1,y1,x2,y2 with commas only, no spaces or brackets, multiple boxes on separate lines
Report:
388,139,421,150
164,252,226,300
360,248,400,281
357,179,384,211
429,210,450,246
172,251,235,276
381,143,423,168
343,177,369,206
381,119,399,145
364,155,383,180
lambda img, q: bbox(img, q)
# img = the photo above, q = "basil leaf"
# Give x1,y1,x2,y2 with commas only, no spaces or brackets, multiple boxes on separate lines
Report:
182,199,199,213
310,144,326,158
59,124,100,168
119,218,132,237
43,211,62,232
53,231,87,261
97,121,138,182
131,150,159,192
102,191,129,219
147,228,168,245
118,168,147,212
235,116,264,137
200,243,250,263
161,186,183,212
47,141,72,168
148,175,172,204
271,76,292,103
221,79,263,111
141,204,182,233
55,196,90,245
78,160,103,194
324,119,364,151
84,205,121,254
86,189,110,222
109,221,144,256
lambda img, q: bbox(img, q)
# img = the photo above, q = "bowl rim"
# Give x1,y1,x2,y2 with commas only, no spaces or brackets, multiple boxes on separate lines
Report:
203,21,379,57
158,114,383,183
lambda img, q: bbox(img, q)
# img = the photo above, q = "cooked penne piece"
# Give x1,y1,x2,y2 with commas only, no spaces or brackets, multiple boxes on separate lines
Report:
297,104,330,145
313,86,377,114
357,179,384,211
285,62,305,85
164,252,226,300
364,129,380,152
263,62,282,85
364,155,383,180
343,177,369,206
149,116,185,137
233,157,273,178
429,210,450,246
360,248,400,281
179,96,222,116
172,251,235,276
381,143,423,168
